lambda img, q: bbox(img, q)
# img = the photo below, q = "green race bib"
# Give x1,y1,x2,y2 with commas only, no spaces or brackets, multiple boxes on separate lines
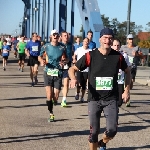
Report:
47,68,59,76
96,77,113,90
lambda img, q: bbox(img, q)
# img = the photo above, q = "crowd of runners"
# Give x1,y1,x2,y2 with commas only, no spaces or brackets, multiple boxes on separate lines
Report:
0,28,142,150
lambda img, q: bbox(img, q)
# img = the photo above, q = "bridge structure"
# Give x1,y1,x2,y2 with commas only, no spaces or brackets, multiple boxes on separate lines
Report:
21,0,103,47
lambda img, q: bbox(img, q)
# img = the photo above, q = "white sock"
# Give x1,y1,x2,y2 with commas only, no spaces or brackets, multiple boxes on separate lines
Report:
62,97,66,101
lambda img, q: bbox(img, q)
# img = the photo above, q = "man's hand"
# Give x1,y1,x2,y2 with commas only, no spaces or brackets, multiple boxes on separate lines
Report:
69,79,77,88
122,90,130,103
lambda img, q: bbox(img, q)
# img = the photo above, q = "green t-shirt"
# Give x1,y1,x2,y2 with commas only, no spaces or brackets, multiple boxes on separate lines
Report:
18,42,26,53
0,41,3,49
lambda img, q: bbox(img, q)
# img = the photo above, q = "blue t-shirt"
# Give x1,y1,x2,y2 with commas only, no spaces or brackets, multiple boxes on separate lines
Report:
62,42,72,62
13,40,19,49
40,42,66,71
2,45,10,56
73,43,82,52
81,41,96,50
26,40,41,56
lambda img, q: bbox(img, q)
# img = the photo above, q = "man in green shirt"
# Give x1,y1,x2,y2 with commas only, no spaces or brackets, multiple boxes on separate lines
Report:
17,36,26,72
0,38,3,55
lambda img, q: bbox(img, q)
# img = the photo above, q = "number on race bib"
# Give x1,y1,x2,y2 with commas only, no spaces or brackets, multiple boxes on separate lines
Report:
47,69,59,76
32,46,38,52
96,77,113,90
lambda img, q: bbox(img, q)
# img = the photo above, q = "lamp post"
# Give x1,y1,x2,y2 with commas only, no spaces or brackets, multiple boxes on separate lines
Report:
34,0,46,41
127,0,132,36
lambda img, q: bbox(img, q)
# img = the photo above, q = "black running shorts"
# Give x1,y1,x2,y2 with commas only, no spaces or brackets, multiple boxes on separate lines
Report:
27,55,39,66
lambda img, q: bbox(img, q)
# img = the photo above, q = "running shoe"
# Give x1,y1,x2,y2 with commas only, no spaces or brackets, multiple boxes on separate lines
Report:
31,82,34,87
75,93,79,100
99,147,106,150
52,100,58,106
21,69,23,72
18,67,21,71
61,100,67,107
48,114,55,122
80,97,84,103
3,67,6,71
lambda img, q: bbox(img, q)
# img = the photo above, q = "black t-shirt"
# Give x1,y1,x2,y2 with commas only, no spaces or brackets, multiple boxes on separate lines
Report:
75,48,128,101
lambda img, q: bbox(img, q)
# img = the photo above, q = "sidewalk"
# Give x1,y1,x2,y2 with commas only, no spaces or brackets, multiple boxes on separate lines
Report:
136,66,150,86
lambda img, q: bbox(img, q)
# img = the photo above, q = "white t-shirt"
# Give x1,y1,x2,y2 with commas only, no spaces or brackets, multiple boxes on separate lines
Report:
17,38,21,42
118,51,130,84
6,38,11,45
75,46,92,72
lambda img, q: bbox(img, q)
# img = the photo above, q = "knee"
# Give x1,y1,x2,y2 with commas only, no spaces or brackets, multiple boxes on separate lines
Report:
105,128,117,138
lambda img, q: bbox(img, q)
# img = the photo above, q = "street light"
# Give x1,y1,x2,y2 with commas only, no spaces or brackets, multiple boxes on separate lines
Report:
34,1,46,41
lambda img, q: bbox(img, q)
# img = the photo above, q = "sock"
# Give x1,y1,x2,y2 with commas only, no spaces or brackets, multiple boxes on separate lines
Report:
62,97,66,101
98,139,106,147
46,100,53,114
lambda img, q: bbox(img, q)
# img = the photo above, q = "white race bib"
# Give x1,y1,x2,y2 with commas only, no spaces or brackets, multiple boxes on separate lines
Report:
32,46,38,52
3,49,8,53
63,64,69,69
96,77,113,90
128,56,134,63
47,68,59,76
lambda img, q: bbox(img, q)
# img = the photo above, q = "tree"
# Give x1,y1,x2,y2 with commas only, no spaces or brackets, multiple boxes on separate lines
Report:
101,14,111,28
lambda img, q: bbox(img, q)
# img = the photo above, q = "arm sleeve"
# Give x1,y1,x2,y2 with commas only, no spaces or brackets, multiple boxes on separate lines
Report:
120,55,128,71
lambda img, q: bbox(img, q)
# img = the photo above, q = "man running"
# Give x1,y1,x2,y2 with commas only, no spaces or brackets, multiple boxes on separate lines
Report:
73,36,82,52
68,28,131,150
73,37,92,102
61,31,73,107
25,33,41,86
12,37,19,58
38,29,67,122
0,37,3,55
17,36,27,72
120,34,139,106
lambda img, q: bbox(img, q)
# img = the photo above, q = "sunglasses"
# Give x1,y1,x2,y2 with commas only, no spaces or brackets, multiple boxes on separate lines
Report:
53,33,59,37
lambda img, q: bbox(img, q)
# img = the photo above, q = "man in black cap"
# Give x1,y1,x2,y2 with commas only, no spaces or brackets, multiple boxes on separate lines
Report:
68,28,131,150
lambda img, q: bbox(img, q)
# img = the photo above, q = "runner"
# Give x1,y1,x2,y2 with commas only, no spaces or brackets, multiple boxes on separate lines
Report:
17,36,27,72
6,35,12,49
120,34,139,106
111,39,130,122
61,31,73,107
73,37,92,102
38,29,67,122
73,36,82,52
25,32,41,86
68,28,131,150
86,30,96,49
12,37,19,58
2,40,10,71
0,37,3,55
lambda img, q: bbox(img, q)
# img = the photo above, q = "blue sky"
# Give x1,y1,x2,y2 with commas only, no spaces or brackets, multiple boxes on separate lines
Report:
0,0,150,36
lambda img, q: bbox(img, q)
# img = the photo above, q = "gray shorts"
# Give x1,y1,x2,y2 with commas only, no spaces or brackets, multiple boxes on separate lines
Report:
88,100,118,143
43,71,62,90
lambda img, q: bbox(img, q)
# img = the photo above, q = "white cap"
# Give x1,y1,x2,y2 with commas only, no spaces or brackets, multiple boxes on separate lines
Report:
51,29,59,35
127,34,134,39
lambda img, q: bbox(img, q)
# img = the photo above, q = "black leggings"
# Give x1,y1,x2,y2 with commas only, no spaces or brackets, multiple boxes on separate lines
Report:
77,71,88,90
118,84,124,107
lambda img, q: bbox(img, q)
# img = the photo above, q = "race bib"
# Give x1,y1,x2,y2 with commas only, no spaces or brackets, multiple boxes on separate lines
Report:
47,68,59,76
96,77,113,90
3,49,8,53
32,46,38,52
128,56,134,63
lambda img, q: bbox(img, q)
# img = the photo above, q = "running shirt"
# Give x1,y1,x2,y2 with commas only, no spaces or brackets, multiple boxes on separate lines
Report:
118,52,130,84
6,38,11,46
13,40,19,49
40,42,66,72
73,43,82,52
81,41,96,50
26,40,41,56
75,46,92,72
2,45,10,56
18,42,26,54
62,42,72,62
75,49,128,101
120,45,139,65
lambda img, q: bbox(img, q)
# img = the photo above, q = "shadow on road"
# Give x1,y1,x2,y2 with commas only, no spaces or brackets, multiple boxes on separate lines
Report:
109,145,150,150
